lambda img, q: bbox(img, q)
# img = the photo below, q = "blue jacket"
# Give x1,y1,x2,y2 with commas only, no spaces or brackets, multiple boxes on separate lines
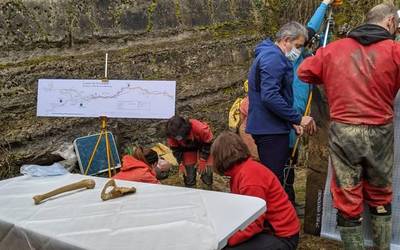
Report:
246,39,302,135
289,3,329,148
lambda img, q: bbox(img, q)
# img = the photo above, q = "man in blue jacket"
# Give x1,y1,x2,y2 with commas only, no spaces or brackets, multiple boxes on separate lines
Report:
246,21,317,186
286,0,334,205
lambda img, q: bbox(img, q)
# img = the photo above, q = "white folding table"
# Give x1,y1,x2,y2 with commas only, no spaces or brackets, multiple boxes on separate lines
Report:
0,174,266,250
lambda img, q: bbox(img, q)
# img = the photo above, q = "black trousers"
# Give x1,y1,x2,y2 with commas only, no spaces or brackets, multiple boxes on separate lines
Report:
252,134,290,185
285,147,298,205
223,233,299,250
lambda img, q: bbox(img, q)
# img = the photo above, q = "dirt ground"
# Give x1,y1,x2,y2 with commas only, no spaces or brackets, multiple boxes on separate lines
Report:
161,166,342,250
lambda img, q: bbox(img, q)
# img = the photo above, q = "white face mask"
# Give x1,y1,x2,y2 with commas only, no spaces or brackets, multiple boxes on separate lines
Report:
286,47,301,62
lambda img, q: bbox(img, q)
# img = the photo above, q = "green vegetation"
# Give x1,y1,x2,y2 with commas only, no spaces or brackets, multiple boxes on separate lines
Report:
146,0,158,32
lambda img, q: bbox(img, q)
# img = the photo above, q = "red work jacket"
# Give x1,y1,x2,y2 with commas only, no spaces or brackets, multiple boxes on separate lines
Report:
298,38,400,125
167,119,213,165
113,155,159,184
226,158,300,246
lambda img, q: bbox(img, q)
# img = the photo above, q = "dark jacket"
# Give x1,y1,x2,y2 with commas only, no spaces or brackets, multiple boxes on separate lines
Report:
246,39,302,135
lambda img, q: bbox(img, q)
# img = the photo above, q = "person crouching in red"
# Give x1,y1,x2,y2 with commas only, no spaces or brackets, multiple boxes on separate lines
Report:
166,116,213,188
113,147,161,184
212,131,300,250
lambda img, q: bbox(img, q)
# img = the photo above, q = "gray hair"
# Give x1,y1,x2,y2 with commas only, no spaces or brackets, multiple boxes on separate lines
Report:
366,3,398,24
275,21,308,42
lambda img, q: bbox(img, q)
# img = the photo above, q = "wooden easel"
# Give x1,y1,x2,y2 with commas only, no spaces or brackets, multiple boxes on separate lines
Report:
84,53,116,178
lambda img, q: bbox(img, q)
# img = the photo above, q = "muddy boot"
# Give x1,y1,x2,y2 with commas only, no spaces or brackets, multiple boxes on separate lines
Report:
370,205,392,250
338,226,364,250
337,213,364,250
200,169,213,190
183,165,196,187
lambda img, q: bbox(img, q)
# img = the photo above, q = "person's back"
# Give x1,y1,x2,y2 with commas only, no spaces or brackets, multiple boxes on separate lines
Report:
227,158,300,239
114,147,160,184
113,155,159,184
211,132,300,250
298,4,399,250
299,23,400,125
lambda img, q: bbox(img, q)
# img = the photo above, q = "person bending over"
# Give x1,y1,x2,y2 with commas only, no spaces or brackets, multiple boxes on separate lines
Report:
166,116,213,188
114,146,171,184
212,131,300,250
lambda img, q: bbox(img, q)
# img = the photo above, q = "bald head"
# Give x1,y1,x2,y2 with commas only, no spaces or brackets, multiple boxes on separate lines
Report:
366,3,399,34
366,3,398,24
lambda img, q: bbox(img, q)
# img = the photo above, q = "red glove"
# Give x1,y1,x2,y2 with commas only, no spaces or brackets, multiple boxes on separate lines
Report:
197,158,208,174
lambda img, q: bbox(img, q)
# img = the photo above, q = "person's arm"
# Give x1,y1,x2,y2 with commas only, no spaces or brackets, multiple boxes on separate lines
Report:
167,138,183,163
259,54,302,125
227,185,267,246
193,121,213,160
297,48,325,85
307,1,331,33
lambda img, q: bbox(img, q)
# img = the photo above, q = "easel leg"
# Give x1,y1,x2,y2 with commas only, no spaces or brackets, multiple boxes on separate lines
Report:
105,131,112,178
85,130,105,175
109,143,116,175
85,116,116,177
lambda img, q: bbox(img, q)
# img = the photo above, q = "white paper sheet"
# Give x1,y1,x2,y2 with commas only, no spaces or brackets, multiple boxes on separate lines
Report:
37,79,176,119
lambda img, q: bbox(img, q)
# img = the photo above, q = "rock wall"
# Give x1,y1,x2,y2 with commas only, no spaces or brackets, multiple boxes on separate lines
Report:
0,0,394,179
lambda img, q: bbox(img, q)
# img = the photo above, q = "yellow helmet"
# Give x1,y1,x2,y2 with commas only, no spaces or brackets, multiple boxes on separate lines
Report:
243,80,249,93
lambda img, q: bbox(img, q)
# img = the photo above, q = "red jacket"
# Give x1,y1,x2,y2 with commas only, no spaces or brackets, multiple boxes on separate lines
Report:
167,119,213,165
113,155,160,184
226,158,300,246
298,34,400,125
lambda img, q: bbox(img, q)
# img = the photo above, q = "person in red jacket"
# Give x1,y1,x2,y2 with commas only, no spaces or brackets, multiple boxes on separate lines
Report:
211,131,300,250
113,147,162,184
166,116,213,188
297,3,399,250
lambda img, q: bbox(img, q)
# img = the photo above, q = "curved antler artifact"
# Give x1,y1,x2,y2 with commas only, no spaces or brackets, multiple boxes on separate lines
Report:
101,179,136,201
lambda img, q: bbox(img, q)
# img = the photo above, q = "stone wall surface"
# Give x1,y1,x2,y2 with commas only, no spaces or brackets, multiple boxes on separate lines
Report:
0,0,392,179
